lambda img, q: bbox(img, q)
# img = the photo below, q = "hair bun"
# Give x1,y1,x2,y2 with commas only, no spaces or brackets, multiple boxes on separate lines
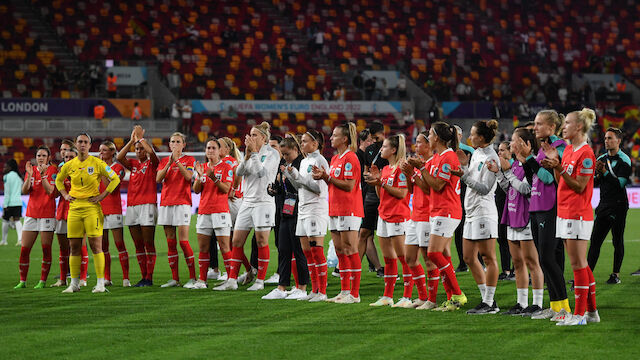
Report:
487,119,499,130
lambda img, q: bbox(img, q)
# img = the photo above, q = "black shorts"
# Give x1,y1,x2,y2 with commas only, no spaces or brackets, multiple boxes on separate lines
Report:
361,194,379,231
2,206,22,221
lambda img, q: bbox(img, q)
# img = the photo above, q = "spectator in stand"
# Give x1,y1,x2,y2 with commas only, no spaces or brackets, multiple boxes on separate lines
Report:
106,72,117,98
364,76,376,100
131,102,142,121
284,75,295,100
94,100,106,128
89,64,99,97
353,71,364,99
168,69,181,98
313,29,324,55
397,74,407,99
171,102,181,122
182,101,192,135
333,84,346,101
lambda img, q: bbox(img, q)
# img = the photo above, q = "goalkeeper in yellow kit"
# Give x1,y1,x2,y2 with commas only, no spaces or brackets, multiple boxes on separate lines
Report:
55,133,121,293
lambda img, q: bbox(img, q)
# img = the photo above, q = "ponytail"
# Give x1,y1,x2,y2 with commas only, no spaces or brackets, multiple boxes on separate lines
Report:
387,134,406,168
337,122,358,152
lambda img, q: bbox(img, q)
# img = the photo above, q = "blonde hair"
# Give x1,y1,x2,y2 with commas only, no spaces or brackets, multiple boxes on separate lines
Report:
570,107,596,135
101,140,117,152
387,134,407,168
220,136,242,161
284,133,306,158
537,110,565,136
253,122,271,141
170,132,187,143
337,122,358,152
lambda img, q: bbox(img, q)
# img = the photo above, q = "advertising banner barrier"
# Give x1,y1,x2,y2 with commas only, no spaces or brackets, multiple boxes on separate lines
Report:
0,98,151,118
191,100,403,114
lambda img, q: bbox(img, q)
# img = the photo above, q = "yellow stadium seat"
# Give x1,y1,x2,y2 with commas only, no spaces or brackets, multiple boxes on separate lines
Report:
22,138,34,148
113,138,124,148
245,93,255,100
60,90,70,98
3,138,13,147
279,113,288,120
198,131,208,143
31,90,41,98
14,151,24,163
227,125,237,134
152,138,163,148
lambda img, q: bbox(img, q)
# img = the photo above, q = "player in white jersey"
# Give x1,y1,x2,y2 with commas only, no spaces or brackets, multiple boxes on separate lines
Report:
214,122,280,291
457,120,501,314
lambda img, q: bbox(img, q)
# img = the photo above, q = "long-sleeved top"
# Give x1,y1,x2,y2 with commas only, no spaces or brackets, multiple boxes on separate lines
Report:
285,150,329,220
497,160,531,228
461,145,499,221
236,143,280,205
272,155,302,219
2,171,22,208
595,149,631,208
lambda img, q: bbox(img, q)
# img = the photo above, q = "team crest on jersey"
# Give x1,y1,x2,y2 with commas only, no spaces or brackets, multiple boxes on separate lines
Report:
228,170,233,177
582,158,593,168
566,164,574,175
261,155,267,162
334,168,341,177
307,164,313,173
345,162,352,171
132,167,137,172
87,166,95,175
477,162,484,171
386,177,394,186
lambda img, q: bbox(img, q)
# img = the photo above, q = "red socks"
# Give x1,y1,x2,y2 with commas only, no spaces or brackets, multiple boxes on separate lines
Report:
256,245,270,281
103,240,111,281
410,264,428,301
337,253,351,292
115,241,129,280
241,252,251,271
229,246,244,279
222,251,232,276
133,238,147,279
145,241,156,281
19,246,32,281
573,266,590,316
80,245,88,280
198,252,210,281
587,267,597,312
312,246,328,295
383,257,398,298
304,250,318,293
167,238,179,281
348,253,361,298
40,244,52,282
428,252,461,296
292,256,299,288
398,256,413,299
59,248,69,282
427,269,440,302
179,240,196,280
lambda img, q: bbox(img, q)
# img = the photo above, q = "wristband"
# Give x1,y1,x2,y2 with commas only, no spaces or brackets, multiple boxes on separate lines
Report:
135,138,145,144
419,165,426,172
559,169,566,175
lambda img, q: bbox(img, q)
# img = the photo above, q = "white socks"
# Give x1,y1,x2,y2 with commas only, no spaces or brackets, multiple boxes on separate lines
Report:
532,289,543,307
14,220,22,244
478,283,487,299
517,288,528,308
70,278,80,288
1,221,8,244
97,278,105,287
483,286,496,306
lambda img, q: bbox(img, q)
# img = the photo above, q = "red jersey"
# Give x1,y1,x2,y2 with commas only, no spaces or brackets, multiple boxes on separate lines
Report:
128,158,158,206
56,177,71,221
328,150,364,217
411,158,432,222
26,165,57,218
159,155,195,206
557,143,595,220
429,148,462,219
378,165,411,223
99,162,125,215
198,161,234,214
223,155,243,198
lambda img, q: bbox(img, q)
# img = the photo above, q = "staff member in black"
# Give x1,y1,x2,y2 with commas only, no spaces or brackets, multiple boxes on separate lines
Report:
358,121,387,275
587,127,631,284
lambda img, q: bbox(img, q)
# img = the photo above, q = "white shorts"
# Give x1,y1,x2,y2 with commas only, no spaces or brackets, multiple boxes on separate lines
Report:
103,214,124,230
430,216,461,238
329,216,362,232
296,216,328,237
556,217,594,240
405,220,430,247
125,204,157,226
376,218,406,238
463,217,498,240
158,205,192,227
234,202,275,232
507,222,533,241
196,212,232,237
228,198,242,225
23,217,55,232
55,219,67,235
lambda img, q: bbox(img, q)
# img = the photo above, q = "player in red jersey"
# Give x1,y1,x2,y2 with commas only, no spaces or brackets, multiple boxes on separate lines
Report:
364,134,414,307
542,108,599,326
190,138,234,289
117,126,159,287
50,140,74,287
98,141,129,287
312,122,363,304
415,122,468,311
14,146,57,289
403,131,440,309
156,132,197,288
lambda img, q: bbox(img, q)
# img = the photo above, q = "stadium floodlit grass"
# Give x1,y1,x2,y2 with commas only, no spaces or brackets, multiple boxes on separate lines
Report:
2,212,640,360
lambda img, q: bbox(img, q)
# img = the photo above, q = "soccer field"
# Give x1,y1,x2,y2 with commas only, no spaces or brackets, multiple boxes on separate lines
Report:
2,211,640,360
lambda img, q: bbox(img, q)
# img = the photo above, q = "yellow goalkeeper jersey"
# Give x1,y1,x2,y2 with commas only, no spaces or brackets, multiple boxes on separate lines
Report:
56,155,120,199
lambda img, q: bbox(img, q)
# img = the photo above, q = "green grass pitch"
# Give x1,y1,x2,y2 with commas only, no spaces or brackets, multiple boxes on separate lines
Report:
1,211,640,359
